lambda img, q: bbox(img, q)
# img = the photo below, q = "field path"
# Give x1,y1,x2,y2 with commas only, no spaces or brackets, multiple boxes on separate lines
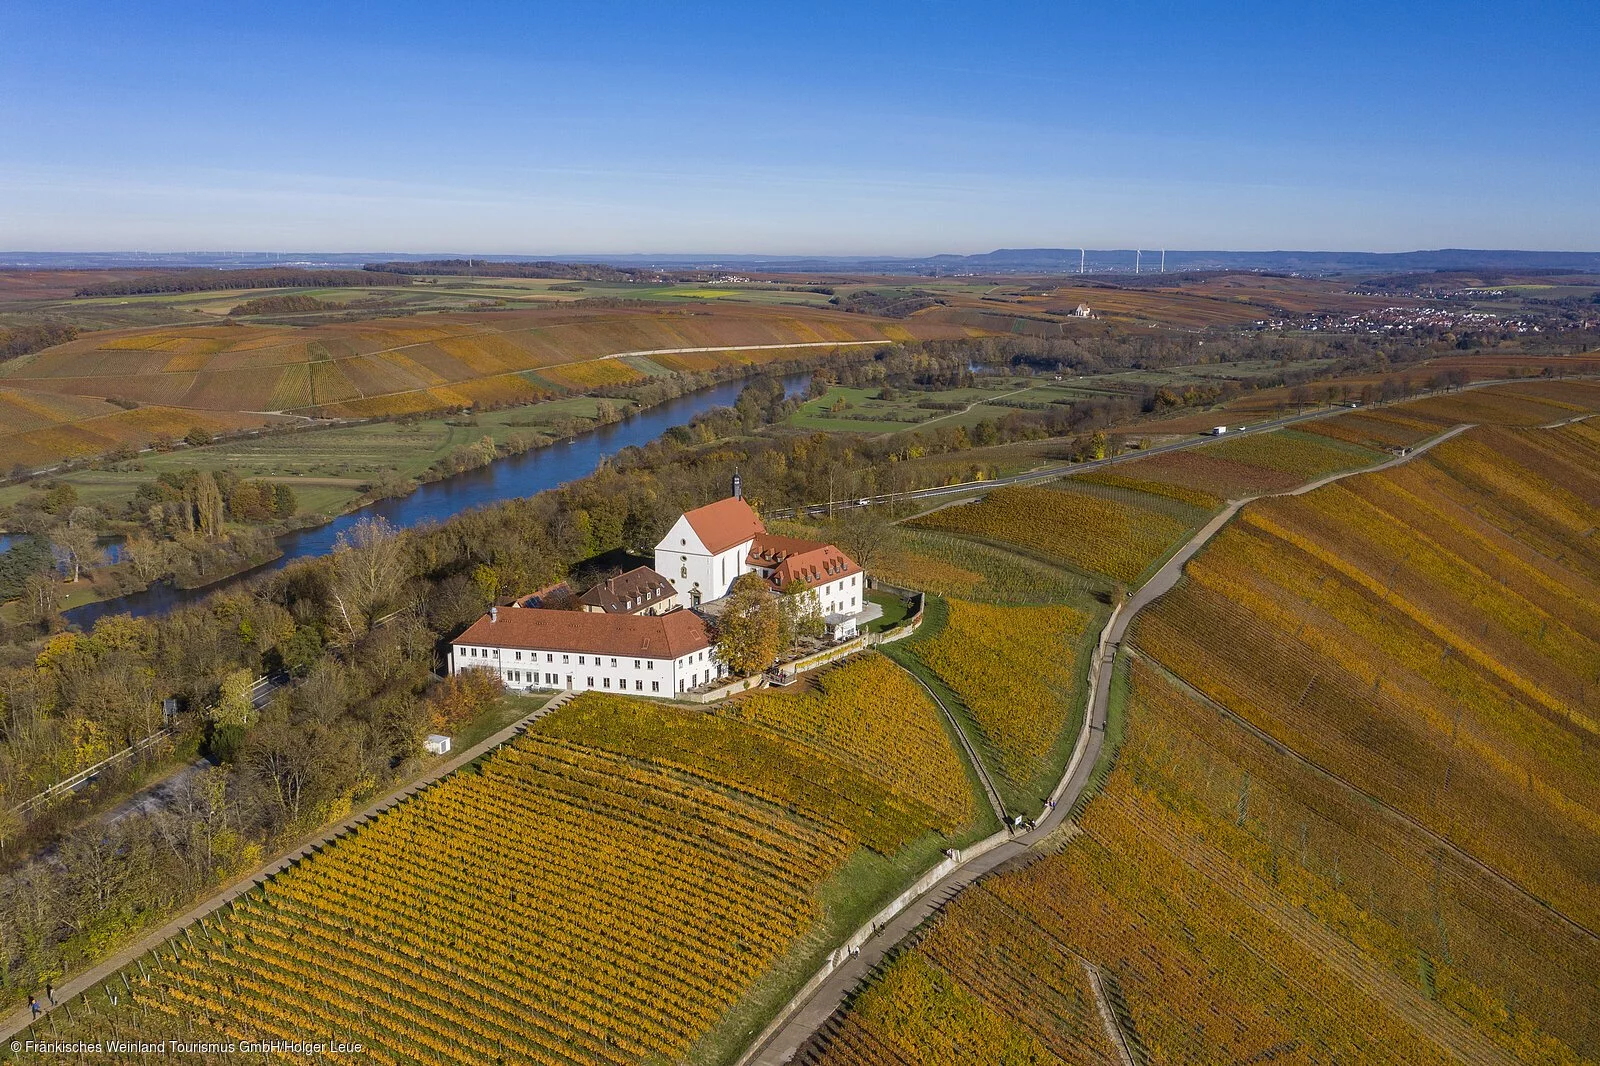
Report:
885,658,1008,825
740,422,1475,1066
908,382,1041,431
0,690,576,1042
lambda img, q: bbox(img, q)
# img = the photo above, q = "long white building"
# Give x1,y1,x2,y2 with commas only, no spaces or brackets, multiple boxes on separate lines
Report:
450,605,723,697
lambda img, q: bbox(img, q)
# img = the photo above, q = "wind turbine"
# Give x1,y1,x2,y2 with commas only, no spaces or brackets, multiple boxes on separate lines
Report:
1080,248,1085,274
1135,249,1141,275
1161,249,1166,273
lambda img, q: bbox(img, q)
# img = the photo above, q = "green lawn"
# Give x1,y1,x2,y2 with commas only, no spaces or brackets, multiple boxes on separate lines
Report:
864,589,911,631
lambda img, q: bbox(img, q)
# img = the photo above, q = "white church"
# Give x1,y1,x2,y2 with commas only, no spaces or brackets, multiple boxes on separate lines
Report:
449,477,869,699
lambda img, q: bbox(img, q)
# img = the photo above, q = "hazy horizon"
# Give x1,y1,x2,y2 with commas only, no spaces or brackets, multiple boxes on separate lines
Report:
3,1,1596,254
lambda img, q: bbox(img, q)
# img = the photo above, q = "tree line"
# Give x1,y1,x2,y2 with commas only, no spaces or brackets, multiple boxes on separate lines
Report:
73,269,410,297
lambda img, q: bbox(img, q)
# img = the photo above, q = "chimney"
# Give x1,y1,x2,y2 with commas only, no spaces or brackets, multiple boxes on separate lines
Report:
732,470,743,500
490,606,498,623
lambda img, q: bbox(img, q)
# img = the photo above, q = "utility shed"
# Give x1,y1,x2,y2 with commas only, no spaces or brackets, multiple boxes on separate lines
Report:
424,734,452,755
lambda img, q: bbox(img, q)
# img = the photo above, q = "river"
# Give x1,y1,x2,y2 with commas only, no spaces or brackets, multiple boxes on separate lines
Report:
65,373,808,628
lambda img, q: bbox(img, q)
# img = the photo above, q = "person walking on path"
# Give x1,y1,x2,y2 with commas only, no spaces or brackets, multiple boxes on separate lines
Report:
28,995,39,1020
45,982,54,1006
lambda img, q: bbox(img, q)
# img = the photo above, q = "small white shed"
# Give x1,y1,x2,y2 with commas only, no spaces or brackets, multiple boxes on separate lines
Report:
424,734,453,756
824,613,858,641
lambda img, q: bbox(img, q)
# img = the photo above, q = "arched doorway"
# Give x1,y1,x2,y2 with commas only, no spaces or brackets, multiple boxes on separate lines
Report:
690,585,702,608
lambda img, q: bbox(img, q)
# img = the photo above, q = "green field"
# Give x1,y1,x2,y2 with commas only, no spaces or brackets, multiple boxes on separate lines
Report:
0,394,635,520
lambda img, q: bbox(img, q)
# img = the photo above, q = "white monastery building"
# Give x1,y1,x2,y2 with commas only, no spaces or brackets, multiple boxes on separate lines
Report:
451,604,722,696
449,477,870,698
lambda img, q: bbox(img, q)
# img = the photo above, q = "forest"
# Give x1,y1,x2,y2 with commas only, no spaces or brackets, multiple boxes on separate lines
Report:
72,268,410,297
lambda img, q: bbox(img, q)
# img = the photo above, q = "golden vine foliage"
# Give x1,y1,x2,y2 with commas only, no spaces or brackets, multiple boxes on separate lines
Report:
914,599,1089,798
910,484,1190,583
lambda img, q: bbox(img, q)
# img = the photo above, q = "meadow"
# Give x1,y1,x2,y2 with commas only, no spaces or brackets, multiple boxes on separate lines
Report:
0,395,637,520
14,655,991,1066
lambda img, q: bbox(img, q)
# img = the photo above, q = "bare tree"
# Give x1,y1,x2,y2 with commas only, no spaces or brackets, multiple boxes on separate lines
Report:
328,517,406,642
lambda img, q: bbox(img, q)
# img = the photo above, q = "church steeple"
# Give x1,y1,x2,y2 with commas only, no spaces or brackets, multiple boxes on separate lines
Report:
731,470,743,500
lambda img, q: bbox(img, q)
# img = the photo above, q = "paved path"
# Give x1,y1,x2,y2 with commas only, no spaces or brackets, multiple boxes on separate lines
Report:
0,690,575,1042
741,422,1478,1065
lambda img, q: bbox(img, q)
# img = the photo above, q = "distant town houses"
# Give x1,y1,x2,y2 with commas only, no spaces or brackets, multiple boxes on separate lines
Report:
1254,305,1539,334
448,476,871,698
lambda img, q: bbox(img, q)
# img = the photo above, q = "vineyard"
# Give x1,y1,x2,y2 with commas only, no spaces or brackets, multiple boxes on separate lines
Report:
909,483,1193,584
868,527,1103,604
1064,428,1383,503
0,302,962,465
15,670,989,1065
801,888,1120,1066
814,417,1600,1064
900,598,1093,807
540,655,980,853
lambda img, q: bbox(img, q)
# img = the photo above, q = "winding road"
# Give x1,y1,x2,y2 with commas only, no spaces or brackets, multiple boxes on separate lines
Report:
739,422,1475,1065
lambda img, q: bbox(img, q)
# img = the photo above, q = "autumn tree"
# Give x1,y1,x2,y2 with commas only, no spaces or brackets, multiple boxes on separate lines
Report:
831,508,892,574
329,517,407,642
212,668,256,727
714,572,781,676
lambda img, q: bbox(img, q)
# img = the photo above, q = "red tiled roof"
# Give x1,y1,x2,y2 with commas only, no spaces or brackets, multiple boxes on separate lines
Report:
456,606,710,659
770,544,861,590
746,532,830,566
578,566,677,613
681,496,765,555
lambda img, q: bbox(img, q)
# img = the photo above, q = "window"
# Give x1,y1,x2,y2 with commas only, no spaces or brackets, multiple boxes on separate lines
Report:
852,596,857,607
546,653,553,662
580,655,588,665
635,680,643,691
618,677,625,689
633,659,641,669
610,657,618,667
563,655,569,664
586,676,594,687
692,672,699,687
515,651,522,661
603,678,610,688
652,681,659,692
647,660,654,670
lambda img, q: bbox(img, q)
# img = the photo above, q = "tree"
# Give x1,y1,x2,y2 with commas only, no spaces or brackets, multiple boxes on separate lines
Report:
714,573,781,676
184,426,213,447
831,509,892,574
329,517,406,642
191,471,224,539
49,523,100,583
19,572,60,625
776,579,824,651
212,668,256,728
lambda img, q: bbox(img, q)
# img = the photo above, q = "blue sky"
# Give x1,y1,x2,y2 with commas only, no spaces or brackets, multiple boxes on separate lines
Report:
1,1,1594,254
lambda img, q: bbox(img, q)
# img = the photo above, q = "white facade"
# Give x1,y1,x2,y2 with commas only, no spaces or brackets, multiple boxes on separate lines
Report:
450,641,724,697
654,514,756,606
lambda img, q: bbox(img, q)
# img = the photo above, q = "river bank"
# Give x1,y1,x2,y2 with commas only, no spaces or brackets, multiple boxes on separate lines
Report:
61,369,811,627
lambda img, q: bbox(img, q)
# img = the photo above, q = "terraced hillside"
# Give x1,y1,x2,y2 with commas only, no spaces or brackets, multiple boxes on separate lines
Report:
805,415,1600,1064
14,655,989,1066
0,302,961,468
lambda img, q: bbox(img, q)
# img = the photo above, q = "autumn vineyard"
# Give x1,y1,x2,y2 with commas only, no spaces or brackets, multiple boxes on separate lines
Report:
6,380,1600,1065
